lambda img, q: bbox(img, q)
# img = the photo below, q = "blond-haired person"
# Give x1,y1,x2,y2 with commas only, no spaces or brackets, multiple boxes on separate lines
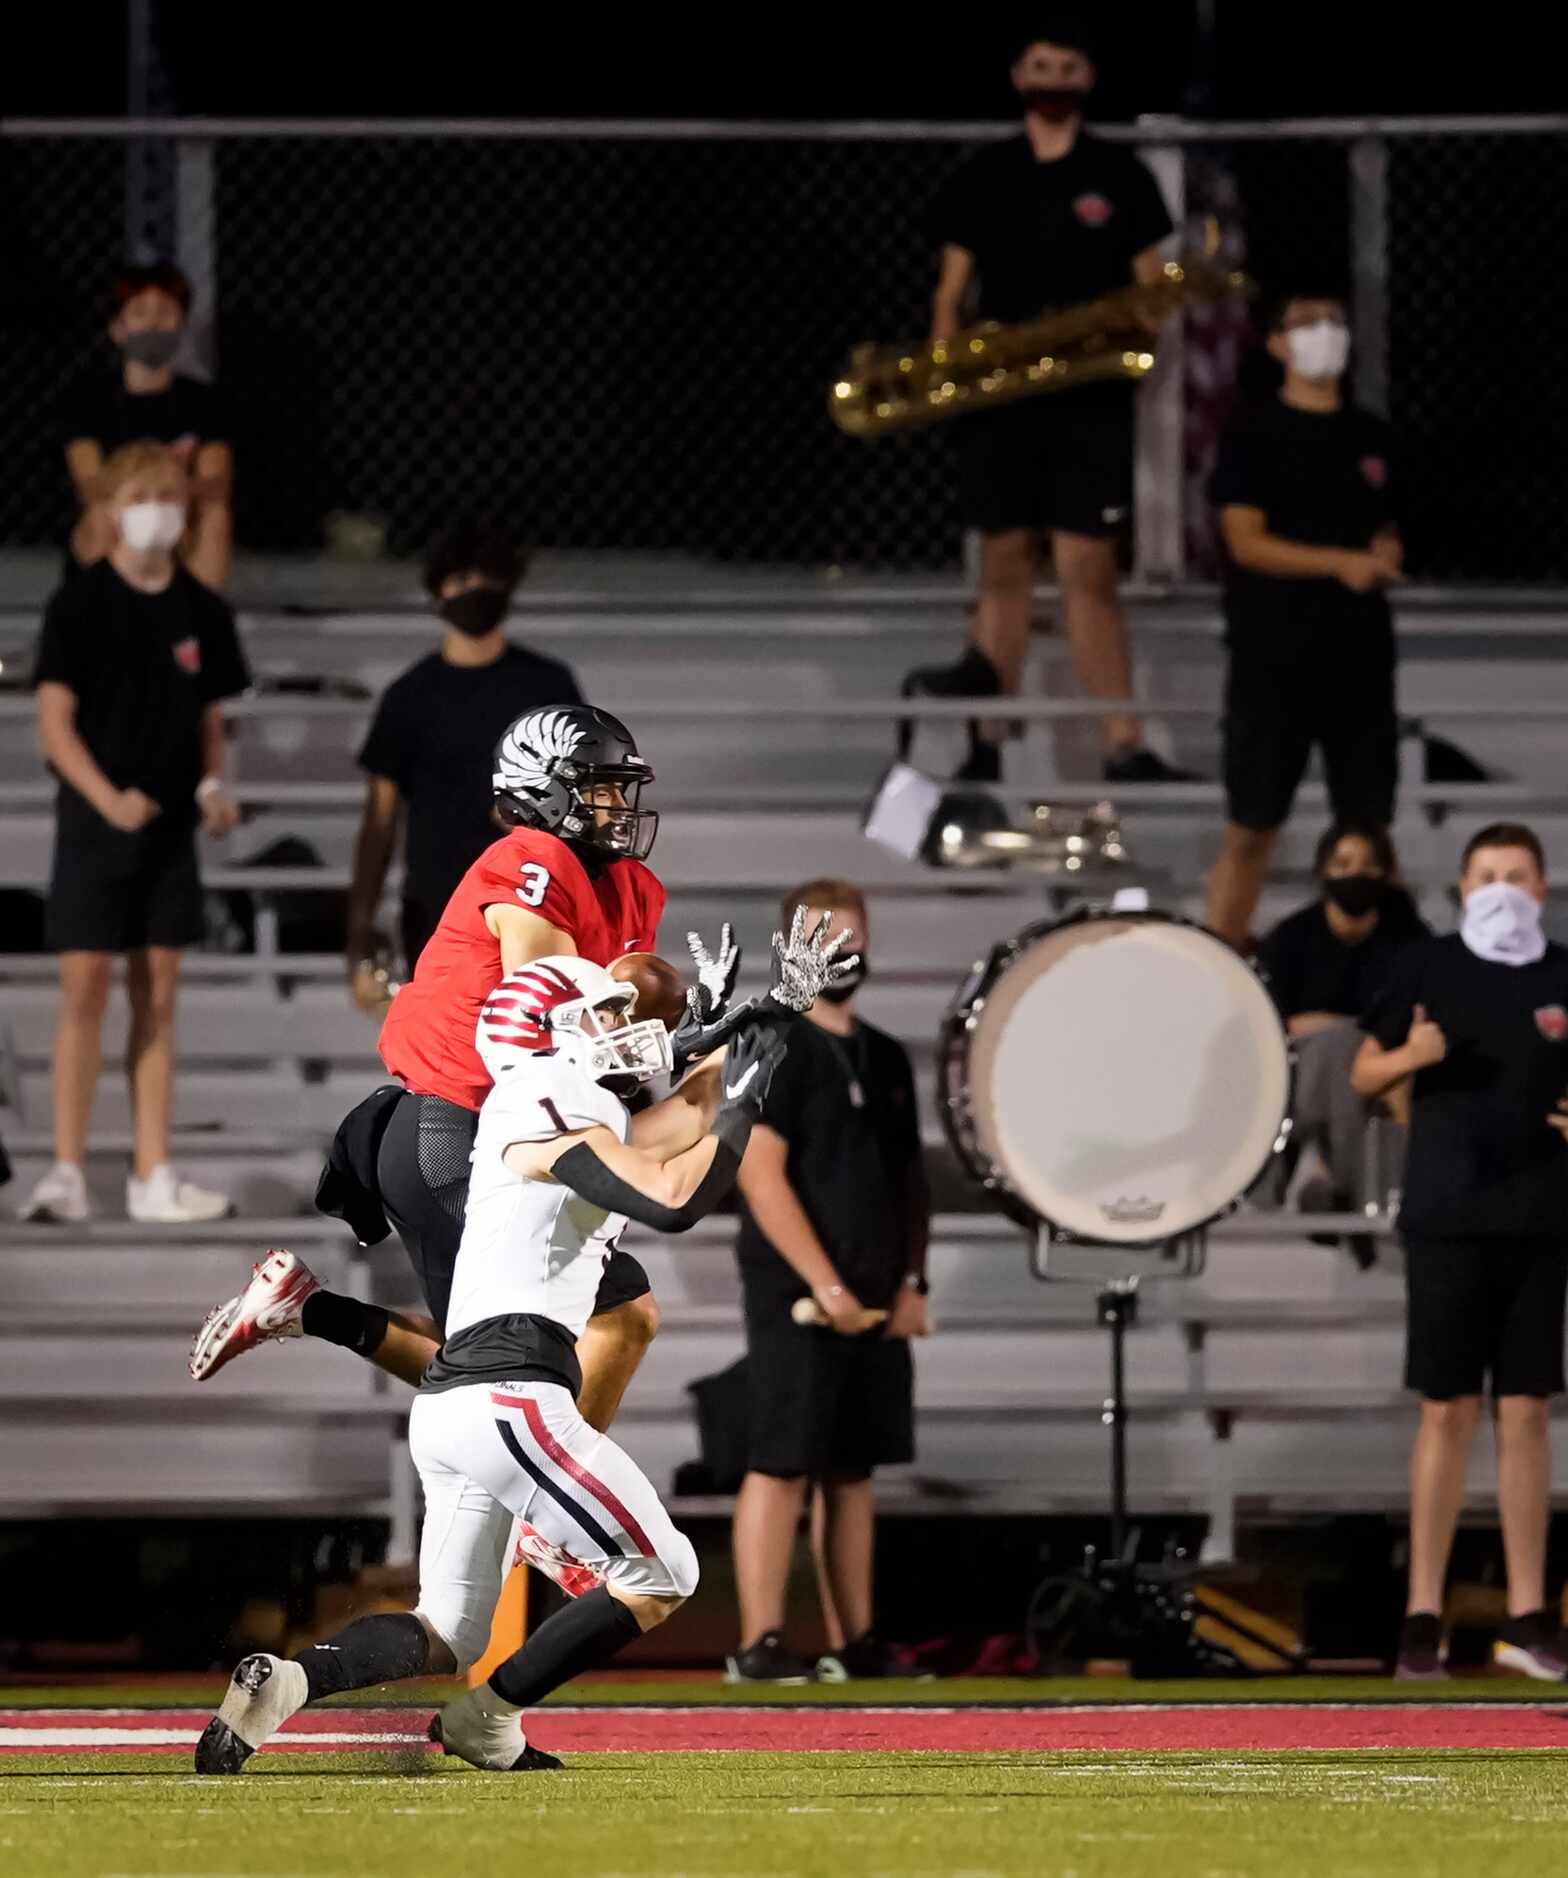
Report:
25,442,249,1226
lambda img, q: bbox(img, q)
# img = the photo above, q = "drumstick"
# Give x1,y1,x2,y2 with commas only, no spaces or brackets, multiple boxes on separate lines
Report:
790,1298,890,1330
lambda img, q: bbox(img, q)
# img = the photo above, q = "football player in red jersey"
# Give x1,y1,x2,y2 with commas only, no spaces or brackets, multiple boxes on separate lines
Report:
190,705,856,1438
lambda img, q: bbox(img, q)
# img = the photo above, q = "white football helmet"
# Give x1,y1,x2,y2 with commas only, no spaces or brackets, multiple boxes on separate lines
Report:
477,955,673,1087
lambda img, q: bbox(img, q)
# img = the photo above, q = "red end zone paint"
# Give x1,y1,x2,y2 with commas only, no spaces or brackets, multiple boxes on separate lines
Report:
4,1704,1568,1756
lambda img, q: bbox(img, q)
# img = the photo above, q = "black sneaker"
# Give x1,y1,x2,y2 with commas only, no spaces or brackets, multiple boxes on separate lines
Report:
1494,1610,1568,1681
816,1632,899,1682
1393,1611,1449,1681
1103,746,1202,784
724,1630,816,1685
952,738,1003,784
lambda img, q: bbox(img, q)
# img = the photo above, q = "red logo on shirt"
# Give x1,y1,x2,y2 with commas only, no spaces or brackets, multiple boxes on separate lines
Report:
1360,455,1388,489
1534,1005,1568,1041
1073,192,1114,226
172,636,202,675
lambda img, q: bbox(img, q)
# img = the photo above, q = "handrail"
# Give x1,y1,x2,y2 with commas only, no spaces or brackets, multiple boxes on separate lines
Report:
3,113,1565,143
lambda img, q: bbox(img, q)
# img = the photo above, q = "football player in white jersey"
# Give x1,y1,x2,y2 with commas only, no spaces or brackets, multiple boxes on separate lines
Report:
194,956,787,1775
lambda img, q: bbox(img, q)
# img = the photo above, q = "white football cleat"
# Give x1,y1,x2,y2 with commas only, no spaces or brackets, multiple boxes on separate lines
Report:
189,1249,322,1381
127,1162,232,1224
21,1161,92,1224
430,1685,562,1771
194,1652,310,1773
510,1519,605,1600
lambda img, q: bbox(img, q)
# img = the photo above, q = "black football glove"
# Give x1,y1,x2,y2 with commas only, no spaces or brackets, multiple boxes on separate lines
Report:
719,1023,787,1117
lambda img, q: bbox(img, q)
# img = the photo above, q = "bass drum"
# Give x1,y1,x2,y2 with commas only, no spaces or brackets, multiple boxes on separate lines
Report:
940,911,1292,1244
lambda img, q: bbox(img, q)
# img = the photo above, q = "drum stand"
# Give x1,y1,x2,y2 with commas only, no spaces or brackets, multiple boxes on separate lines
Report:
1024,1231,1269,1677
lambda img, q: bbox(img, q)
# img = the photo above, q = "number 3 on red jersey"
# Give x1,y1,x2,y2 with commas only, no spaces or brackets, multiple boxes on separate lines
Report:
516,862,552,908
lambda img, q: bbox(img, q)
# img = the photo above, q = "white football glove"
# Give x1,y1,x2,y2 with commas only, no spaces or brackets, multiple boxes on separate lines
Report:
684,923,741,1027
768,906,860,1014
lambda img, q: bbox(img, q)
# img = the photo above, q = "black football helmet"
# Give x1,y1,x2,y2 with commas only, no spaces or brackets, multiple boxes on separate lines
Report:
492,706,658,861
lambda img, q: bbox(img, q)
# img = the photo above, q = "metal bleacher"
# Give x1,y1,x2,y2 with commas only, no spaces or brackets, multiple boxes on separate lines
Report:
4,559,1568,1556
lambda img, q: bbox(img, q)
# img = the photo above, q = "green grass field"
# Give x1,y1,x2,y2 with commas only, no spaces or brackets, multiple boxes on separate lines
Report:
7,1678,1568,1878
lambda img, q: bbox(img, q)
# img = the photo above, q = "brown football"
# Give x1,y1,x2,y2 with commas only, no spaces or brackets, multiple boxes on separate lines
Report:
610,952,688,1030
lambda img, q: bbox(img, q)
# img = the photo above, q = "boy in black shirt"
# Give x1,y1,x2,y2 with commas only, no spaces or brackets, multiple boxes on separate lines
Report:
346,523,583,999
26,442,250,1227
729,878,930,1683
1205,287,1402,946
62,263,233,592
917,17,1181,786
1355,824,1568,1681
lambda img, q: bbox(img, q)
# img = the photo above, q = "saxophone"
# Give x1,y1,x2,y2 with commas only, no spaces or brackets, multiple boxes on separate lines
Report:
828,253,1249,439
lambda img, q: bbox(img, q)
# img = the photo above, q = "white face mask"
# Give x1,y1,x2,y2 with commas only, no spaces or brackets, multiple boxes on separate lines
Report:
1285,320,1351,380
118,499,186,553
1460,880,1547,967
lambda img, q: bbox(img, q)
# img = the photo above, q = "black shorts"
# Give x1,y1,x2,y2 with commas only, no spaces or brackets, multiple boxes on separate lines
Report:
373,1091,651,1332
1403,1235,1568,1399
955,391,1133,538
45,812,204,953
744,1300,914,1480
1223,648,1397,833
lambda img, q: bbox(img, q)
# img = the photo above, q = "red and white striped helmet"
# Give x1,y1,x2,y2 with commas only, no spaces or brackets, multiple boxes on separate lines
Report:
477,955,672,1087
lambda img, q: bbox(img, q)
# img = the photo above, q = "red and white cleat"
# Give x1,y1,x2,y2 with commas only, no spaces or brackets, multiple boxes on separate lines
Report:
188,1250,322,1382
510,1519,605,1600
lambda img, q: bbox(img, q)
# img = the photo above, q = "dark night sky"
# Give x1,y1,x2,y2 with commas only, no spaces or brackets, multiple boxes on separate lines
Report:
4,4,1559,122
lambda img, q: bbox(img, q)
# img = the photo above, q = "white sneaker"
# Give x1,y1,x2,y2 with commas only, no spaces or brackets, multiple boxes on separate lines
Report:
431,1685,562,1772
189,1249,322,1382
127,1162,232,1224
194,1653,310,1773
21,1161,91,1224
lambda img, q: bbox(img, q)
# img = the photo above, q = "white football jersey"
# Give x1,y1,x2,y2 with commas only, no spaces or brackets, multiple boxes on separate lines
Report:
445,1054,631,1343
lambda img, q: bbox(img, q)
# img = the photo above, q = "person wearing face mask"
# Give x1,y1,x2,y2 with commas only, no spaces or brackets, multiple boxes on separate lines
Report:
1204,286,1403,949
917,14,1183,786
25,441,249,1227
728,878,930,1684
1354,825,1568,1682
346,522,583,1005
62,263,233,592
1255,822,1429,1236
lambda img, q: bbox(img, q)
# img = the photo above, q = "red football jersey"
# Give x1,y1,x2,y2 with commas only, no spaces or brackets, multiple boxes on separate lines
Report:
379,827,665,1111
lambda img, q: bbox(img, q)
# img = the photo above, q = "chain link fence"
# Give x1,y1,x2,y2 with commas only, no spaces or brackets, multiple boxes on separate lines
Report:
2,119,1564,581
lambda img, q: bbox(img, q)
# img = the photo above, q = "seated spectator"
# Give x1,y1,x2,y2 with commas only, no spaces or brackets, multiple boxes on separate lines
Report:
345,522,583,1001
1203,285,1401,948
23,442,248,1226
729,877,931,1683
62,263,233,592
1255,822,1429,1229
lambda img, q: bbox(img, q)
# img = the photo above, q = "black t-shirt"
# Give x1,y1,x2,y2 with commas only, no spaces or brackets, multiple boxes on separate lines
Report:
1257,893,1430,1021
32,561,250,830
736,1017,928,1311
930,132,1173,325
1363,934,1568,1239
62,373,230,453
1210,396,1395,660
358,644,583,917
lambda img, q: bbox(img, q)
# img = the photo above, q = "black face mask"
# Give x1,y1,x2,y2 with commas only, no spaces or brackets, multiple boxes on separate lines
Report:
120,328,183,369
819,959,869,1006
1019,84,1090,123
440,587,509,637
1323,874,1385,918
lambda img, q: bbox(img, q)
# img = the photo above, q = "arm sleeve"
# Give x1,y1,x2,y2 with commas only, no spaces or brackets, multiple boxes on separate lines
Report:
357,681,415,787
1122,153,1175,254
32,587,85,692
195,594,251,704
1361,946,1423,1046
553,1133,745,1234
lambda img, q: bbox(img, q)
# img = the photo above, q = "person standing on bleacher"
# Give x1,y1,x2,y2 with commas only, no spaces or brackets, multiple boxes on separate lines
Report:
1354,824,1568,1681
1204,286,1403,949
24,441,248,1226
345,523,583,1006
